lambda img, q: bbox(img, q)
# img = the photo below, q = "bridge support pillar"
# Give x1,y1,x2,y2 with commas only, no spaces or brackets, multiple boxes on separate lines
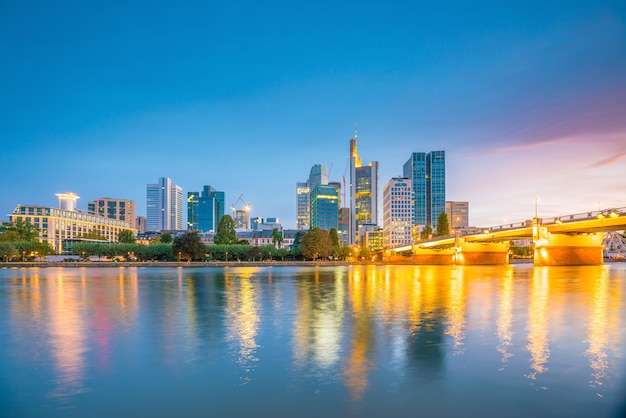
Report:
411,247,455,265
533,220,603,266
454,240,509,265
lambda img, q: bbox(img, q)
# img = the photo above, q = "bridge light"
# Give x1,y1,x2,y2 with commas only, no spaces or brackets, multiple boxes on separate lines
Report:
597,213,605,219
609,211,618,218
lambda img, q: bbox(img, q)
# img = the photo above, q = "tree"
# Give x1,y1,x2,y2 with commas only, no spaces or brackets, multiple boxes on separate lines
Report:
301,228,332,261
0,243,18,261
0,219,40,241
272,228,283,249
173,232,205,261
435,211,450,237
329,228,341,258
160,232,173,244
117,229,136,243
420,224,433,239
214,215,237,245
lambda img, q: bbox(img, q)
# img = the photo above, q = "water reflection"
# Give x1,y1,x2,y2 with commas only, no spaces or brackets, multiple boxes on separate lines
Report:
47,271,87,399
224,268,261,384
496,268,514,371
1,265,625,417
584,266,622,394
526,267,551,381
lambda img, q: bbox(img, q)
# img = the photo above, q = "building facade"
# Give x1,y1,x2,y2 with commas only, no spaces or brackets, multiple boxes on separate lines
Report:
383,177,414,248
296,182,310,230
146,177,182,232
310,183,339,232
88,197,137,230
446,201,469,230
349,130,379,244
187,185,225,233
403,150,445,228
10,194,134,254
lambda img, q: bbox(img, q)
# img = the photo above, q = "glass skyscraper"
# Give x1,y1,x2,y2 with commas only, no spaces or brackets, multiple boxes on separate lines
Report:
146,177,183,232
403,151,445,228
187,185,225,232
310,183,339,232
349,131,379,244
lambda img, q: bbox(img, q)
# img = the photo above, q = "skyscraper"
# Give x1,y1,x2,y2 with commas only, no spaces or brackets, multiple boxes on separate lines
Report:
383,177,414,248
310,183,339,232
349,130,378,244
187,185,225,232
308,164,329,190
296,182,310,230
146,177,183,232
296,164,329,231
403,151,445,228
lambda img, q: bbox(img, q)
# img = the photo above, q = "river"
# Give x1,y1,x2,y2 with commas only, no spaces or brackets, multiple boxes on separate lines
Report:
1,264,625,417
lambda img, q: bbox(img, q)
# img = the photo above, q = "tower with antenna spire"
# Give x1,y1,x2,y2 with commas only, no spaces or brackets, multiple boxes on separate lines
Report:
349,127,379,245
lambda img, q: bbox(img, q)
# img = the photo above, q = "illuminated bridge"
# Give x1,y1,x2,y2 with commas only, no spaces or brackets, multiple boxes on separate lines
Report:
387,207,626,266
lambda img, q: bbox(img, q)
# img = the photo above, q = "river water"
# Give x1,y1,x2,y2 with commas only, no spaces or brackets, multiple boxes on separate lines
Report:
1,264,625,417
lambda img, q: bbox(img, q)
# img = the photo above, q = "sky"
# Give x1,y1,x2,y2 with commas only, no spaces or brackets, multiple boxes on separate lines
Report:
1,0,625,229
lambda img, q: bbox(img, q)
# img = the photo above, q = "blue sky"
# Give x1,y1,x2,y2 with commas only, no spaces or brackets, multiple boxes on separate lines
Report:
1,1,625,228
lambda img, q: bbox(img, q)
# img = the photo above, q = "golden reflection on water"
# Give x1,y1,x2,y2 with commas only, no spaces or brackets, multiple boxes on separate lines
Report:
446,267,466,354
526,267,550,380
496,268,514,371
225,268,260,384
48,271,87,398
584,266,622,393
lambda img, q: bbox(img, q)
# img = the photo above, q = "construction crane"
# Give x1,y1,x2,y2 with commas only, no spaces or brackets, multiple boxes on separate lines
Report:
231,193,251,217
231,194,252,230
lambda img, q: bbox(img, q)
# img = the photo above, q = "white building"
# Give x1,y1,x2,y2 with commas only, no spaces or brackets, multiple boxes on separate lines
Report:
147,177,182,232
9,193,135,254
383,177,414,248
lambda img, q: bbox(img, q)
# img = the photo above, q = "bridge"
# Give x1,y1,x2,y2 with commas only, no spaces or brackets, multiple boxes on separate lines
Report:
386,207,626,266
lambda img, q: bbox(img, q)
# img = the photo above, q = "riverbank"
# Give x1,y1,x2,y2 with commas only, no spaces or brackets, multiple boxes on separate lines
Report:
2,258,538,268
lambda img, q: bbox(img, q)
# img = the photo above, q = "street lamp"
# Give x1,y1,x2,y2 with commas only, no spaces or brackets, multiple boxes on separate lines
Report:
178,251,182,262
535,197,539,218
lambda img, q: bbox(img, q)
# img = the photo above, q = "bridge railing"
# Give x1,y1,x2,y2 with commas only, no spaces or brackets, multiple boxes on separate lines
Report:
542,207,626,225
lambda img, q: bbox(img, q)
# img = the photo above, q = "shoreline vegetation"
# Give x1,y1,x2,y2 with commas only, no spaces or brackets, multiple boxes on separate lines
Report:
2,259,537,268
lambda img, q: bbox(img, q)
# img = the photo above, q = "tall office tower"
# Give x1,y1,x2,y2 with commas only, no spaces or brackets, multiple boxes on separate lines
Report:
403,151,446,228
428,151,446,227
383,177,414,248
296,182,310,230
446,201,469,230
349,130,379,244
170,183,183,230
146,177,182,232
88,197,137,230
310,183,339,232
187,185,225,232
308,164,329,190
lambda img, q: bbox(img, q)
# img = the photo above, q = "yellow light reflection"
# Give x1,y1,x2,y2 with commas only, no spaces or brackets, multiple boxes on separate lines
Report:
225,270,260,384
48,272,87,398
446,267,466,354
526,267,550,381
496,268,514,371
584,267,611,391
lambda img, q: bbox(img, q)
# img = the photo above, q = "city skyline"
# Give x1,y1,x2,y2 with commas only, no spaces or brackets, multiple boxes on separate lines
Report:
1,1,625,228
